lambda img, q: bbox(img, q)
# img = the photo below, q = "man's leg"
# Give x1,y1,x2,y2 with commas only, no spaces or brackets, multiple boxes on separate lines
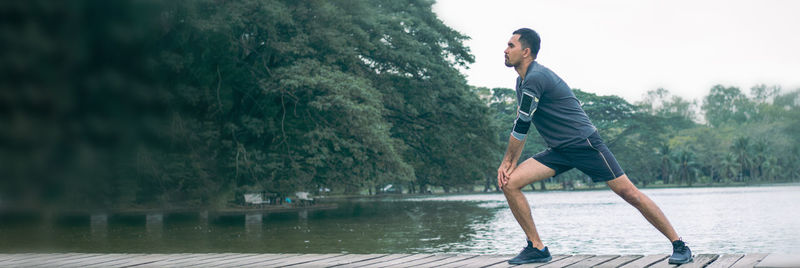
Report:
606,174,680,242
501,158,556,249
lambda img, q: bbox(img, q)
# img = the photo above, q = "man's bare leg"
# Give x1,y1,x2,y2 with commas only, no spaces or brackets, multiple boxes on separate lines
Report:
501,158,556,250
606,174,680,242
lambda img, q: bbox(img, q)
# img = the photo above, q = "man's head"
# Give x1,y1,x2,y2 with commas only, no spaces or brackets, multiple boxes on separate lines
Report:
504,28,541,67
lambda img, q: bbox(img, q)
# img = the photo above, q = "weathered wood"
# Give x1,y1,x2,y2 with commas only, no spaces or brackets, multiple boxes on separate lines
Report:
415,255,479,268
329,254,414,268
0,253,784,267
564,255,620,268
34,253,105,267
484,254,570,268
349,253,435,268
131,253,206,267
280,254,386,268
732,253,769,268
593,255,642,268
382,254,459,267
673,254,720,268
424,254,511,268
57,253,135,267
755,254,800,268
618,254,668,268
539,254,593,268
239,253,344,267
159,253,247,267
706,254,745,268
179,253,261,267
131,253,223,267
212,253,302,268
0,253,74,266
80,253,146,267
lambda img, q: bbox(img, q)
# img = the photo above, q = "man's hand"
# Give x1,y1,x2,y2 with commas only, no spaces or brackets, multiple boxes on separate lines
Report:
497,161,515,189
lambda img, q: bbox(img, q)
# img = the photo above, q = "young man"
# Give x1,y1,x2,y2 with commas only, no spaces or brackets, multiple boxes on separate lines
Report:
497,28,692,265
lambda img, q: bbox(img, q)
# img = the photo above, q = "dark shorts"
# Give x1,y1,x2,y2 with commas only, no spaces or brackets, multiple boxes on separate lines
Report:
532,131,625,182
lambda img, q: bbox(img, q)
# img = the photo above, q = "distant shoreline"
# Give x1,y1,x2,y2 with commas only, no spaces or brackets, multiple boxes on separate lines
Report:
320,181,800,201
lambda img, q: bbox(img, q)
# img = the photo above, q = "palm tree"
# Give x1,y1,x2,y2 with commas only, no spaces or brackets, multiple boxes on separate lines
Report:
731,136,751,182
750,138,769,181
719,153,738,183
673,148,698,186
657,143,672,184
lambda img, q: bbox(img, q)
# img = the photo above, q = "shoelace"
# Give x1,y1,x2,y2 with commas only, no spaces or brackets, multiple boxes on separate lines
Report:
673,242,688,253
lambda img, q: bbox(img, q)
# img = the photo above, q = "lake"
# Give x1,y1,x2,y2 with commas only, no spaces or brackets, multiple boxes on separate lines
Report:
1,185,799,255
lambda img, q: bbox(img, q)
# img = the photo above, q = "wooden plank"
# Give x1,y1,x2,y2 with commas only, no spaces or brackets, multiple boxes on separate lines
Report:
115,254,182,267
350,254,435,268
706,254,745,268
238,254,344,267
438,255,515,268
648,254,719,268
80,254,146,267
147,253,242,267
646,258,677,268
178,253,261,267
416,255,480,268
156,253,245,267
330,254,414,268
539,255,593,268
594,255,643,268
126,253,202,267
45,253,125,267
266,254,346,267
0,253,74,266
87,253,167,267
674,254,719,268
212,254,303,268
35,253,106,267
732,253,769,268
58,253,134,267
617,254,668,268
484,254,571,268
435,255,510,268
382,254,459,268
755,254,800,268
564,255,620,268
114,253,202,267
279,254,386,268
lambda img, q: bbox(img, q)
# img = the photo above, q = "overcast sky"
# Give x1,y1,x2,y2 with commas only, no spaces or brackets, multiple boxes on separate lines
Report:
433,0,800,103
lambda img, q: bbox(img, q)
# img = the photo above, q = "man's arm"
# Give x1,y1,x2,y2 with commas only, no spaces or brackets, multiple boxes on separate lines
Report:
498,82,540,188
498,134,526,188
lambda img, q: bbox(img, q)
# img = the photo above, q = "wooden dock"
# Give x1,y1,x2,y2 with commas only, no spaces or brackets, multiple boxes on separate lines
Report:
0,253,795,267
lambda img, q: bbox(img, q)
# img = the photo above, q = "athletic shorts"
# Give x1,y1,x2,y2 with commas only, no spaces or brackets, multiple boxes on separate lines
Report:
532,131,625,182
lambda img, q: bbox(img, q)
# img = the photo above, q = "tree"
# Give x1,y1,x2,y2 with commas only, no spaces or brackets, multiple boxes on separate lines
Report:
702,85,754,127
731,136,751,182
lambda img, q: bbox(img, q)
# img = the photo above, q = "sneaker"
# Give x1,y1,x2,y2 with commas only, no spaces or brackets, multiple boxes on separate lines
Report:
668,239,693,264
508,240,552,264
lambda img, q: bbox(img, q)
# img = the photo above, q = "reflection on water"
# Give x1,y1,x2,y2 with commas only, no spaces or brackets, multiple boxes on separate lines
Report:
1,185,798,254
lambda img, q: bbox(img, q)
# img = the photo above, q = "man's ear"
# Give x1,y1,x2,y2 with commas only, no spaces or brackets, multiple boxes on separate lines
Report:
523,47,531,58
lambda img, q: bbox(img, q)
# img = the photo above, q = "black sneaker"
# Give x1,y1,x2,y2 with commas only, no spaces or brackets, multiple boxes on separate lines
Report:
669,239,693,264
508,241,552,264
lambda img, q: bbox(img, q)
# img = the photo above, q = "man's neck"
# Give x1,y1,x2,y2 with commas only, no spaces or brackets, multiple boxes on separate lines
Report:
515,59,534,79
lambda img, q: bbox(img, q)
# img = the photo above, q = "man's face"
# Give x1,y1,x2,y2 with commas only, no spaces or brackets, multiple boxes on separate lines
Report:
504,34,526,67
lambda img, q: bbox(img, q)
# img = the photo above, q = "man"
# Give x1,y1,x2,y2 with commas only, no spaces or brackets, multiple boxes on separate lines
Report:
497,28,692,265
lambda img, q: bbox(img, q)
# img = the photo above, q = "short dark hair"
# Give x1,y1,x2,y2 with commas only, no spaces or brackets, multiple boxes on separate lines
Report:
513,28,541,57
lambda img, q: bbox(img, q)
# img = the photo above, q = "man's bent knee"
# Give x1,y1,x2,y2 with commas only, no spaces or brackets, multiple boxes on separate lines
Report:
504,159,556,191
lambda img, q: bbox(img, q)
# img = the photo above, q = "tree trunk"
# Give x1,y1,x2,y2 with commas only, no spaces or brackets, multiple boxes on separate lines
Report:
539,180,546,191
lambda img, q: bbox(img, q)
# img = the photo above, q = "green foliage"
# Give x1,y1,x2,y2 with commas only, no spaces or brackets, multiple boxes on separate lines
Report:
1,0,497,209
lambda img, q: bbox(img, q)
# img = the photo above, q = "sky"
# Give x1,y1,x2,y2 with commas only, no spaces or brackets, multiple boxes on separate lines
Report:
432,0,800,103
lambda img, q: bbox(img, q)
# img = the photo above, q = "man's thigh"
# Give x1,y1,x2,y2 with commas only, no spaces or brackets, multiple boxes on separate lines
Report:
505,158,557,189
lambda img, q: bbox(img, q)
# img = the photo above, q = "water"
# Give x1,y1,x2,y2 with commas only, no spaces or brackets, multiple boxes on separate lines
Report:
1,185,798,254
